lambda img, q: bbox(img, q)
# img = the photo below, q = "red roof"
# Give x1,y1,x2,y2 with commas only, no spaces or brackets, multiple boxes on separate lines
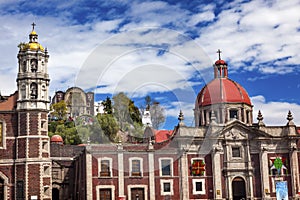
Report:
197,78,251,107
215,59,227,65
0,92,18,111
155,130,173,143
50,135,63,143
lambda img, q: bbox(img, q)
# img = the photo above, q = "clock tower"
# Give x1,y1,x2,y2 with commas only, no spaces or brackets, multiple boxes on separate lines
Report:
15,23,52,200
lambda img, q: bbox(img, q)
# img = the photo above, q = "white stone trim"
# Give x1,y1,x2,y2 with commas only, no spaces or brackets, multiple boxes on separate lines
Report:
0,119,6,149
159,157,173,177
96,185,115,200
98,157,113,177
127,185,148,200
148,152,155,200
129,157,143,177
160,179,174,196
192,179,206,195
86,153,93,200
118,151,124,196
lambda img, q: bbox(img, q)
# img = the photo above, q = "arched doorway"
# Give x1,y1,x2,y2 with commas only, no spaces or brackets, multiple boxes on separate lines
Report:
52,188,59,200
232,177,246,200
0,178,4,200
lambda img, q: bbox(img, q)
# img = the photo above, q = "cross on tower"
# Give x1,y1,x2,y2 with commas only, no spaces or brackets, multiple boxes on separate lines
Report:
31,22,36,31
217,49,222,60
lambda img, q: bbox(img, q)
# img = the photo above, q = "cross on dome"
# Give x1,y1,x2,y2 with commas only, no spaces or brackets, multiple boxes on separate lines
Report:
217,49,222,60
31,22,36,31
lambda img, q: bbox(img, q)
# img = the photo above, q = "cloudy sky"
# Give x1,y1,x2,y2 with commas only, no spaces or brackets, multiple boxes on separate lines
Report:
0,0,299,129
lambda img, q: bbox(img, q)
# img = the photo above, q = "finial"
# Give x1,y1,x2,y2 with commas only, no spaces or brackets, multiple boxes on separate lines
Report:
217,49,222,60
257,110,265,127
287,110,294,122
178,110,185,126
257,110,263,121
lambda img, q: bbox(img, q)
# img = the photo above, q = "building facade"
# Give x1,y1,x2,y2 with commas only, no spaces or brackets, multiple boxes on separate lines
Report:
1,25,300,200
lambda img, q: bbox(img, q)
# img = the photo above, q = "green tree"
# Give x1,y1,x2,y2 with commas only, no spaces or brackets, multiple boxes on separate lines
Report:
97,113,119,142
101,96,113,114
112,92,142,130
50,100,68,120
48,121,82,145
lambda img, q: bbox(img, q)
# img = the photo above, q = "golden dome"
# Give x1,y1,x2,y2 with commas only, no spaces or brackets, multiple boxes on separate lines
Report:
28,42,44,51
30,30,37,35
19,42,44,51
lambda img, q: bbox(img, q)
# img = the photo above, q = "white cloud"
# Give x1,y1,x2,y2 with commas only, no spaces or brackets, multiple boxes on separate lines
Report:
251,95,300,126
196,0,300,74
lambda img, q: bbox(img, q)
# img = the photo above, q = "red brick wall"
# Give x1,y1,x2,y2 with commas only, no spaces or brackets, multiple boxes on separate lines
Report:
28,138,39,158
19,113,27,136
29,112,39,135
28,164,41,199
17,138,26,158
251,154,262,198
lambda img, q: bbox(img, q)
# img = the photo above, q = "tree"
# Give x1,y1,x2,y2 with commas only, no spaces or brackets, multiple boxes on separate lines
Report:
96,113,119,142
48,121,82,145
112,92,142,130
150,101,166,129
50,100,68,120
101,96,113,114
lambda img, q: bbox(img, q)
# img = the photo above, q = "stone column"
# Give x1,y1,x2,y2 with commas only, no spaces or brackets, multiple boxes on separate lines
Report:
289,142,300,198
86,148,93,200
259,146,270,199
180,151,189,200
212,144,223,199
148,151,155,200
117,143,125,198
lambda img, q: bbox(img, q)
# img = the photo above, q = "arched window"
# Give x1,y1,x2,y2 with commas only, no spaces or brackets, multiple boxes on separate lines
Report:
30,59,38,72
30,83,38,99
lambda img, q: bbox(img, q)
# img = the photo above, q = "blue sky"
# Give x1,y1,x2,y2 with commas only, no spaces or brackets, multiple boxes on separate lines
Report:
0,0,299,129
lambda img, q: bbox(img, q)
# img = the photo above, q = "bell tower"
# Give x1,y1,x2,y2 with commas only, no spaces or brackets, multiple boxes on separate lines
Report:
17,22,50,110
15,23,52,200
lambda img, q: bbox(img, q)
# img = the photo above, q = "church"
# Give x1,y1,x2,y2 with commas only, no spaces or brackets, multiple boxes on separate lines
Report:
1,25,300,200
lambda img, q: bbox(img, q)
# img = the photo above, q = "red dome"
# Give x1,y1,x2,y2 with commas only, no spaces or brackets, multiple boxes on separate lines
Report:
50,135,63,143
197,78,251,107
215,59,227,65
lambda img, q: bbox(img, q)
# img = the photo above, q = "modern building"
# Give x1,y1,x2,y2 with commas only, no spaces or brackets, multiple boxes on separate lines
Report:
1,25,300,200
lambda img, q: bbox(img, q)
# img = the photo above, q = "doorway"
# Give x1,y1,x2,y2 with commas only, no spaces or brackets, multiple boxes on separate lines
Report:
131,188,145,200
232,177,246,200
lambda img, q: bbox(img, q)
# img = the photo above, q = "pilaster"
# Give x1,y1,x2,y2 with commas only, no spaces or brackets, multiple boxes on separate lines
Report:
289,142,300,198
86,148,93,200
148,151,155,200
212,144,223,199
180,151,189,200
259,146,271,199
117,143,125,198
